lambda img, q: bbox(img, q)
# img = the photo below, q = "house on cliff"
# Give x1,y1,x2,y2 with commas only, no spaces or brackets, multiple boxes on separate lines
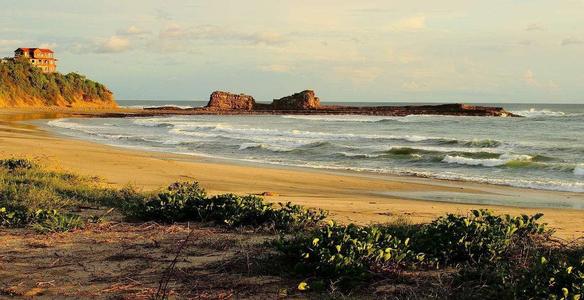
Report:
14,48,57,73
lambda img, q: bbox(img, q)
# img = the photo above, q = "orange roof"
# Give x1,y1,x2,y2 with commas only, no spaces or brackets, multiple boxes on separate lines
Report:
15,48,54,53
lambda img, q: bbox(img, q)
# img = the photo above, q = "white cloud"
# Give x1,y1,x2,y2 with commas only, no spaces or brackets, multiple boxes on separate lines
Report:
334,66,383,85
96,36,131,53
0,39,24,53
259,64,291,73
158,23,286,46
524,69,537,85
159,23,189,39
525,23,544,31
117,25,151,37
391,15,427,32
39,42,58,49
561,37,583,46
523,69,559,91
401,80,428,91
386,49,420,64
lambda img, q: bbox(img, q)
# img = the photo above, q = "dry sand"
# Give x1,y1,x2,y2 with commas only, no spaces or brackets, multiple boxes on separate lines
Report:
1,108,583,239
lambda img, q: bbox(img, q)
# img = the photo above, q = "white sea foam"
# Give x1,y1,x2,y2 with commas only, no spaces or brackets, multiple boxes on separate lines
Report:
282,115,399,122
121,104,194,109
442,154,533,167
44,114,584,194
575,165,584,176
238,142,300,152
512,108,566,118
337,152,381,158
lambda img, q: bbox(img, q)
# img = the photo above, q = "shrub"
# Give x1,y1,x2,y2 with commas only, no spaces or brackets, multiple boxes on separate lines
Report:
516,254,584,300
276,210,552,293
127,182,327,231
0,158,34,171
0,205,30,227
125,182,207,222
32,209,84,233
0,206,83,232
415,209,548,265
276,221,423,288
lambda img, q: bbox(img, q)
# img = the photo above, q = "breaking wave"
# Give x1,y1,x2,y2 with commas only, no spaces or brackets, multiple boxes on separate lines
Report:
575,165,584,176
512,108,568,118
45,111,584,194
442,154,534,167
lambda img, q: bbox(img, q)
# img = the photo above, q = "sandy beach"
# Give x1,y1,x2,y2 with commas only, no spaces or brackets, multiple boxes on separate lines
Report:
1,108,583,239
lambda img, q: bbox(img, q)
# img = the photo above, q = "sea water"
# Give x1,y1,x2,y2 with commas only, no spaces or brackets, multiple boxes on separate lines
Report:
45,102,584,193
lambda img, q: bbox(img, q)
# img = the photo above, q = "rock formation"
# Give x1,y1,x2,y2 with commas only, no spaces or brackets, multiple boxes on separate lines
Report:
149,90,518,117
270,90,320,110
206,91,256,110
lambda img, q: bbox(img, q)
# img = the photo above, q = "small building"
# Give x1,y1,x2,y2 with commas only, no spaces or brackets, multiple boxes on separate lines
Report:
14,48,57,73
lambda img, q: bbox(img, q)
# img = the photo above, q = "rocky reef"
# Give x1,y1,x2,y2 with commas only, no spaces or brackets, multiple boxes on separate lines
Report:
206,91,256,110
148,90,518,117
269,90,320,110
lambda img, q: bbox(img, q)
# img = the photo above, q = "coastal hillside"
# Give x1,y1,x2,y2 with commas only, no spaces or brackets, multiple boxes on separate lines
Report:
0,58,117,108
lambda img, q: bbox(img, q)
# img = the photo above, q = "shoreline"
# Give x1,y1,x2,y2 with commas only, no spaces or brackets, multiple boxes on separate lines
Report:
1,107,583,238
37,121,584,204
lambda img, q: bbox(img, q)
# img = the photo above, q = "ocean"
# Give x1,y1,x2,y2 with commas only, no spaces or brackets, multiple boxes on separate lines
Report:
44,101,584,193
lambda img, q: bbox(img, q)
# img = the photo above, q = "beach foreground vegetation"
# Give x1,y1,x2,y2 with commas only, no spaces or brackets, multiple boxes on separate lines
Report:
0,158,582,299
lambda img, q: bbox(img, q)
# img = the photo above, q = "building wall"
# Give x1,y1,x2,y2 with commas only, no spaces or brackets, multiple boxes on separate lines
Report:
14,49,57,73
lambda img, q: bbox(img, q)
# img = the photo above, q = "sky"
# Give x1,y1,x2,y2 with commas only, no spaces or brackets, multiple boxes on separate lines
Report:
1,0,583,103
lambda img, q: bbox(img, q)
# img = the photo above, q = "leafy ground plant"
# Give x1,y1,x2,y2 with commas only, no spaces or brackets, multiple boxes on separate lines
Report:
126,182,327,232
0,206,83,232
276,221,424,290
414,209,550,265
276,209,556,295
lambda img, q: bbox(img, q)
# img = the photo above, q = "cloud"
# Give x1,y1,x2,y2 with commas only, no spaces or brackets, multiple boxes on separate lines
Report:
96,36,131,53
117,26,151,37
524,69,537,85
401,80,428,91
0,39,24,53
334,66,383,85
246,32,286,45
159,23,190,39
158,23,287,46
39,42,58,49
259,64,292,73
523,69,559,91
561,37,583,46
525,23,544,31
391,15,427,32
386,49,420,64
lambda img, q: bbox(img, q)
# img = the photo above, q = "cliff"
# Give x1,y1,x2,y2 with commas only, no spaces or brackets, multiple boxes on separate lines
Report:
206,91,255,110
0,58,117,108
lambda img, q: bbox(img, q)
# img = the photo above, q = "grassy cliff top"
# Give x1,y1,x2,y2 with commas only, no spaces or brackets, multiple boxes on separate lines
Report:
0,57,117,108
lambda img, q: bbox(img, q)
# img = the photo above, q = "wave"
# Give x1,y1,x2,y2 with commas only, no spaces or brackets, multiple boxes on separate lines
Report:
281,115,400,123
132,118,508,151
47,119,104,132
336,152,381,158
122,104,194,109
575,165,584,176
214,156,584,193
512,108,569,118
442,154,533,167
